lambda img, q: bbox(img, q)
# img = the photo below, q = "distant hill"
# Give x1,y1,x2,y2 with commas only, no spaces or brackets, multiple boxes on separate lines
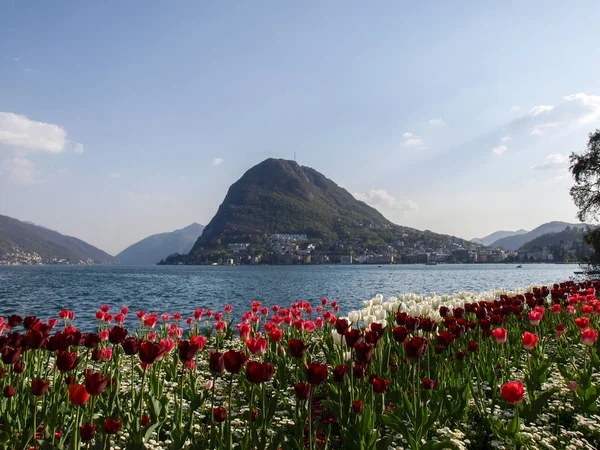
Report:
492,221,589,251
169,158,477,264
472,229,528,246
116,223,204,265
0,214,116,264
518,226,594,262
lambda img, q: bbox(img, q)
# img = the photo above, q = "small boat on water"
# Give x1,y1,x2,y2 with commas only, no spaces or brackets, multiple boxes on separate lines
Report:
425,261,437,266
516,265,523,268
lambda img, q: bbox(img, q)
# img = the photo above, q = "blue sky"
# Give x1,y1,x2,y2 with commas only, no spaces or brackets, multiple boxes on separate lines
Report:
1,1,599,254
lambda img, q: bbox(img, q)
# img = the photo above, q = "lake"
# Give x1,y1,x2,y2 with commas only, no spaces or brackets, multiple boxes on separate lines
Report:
0,264,584,328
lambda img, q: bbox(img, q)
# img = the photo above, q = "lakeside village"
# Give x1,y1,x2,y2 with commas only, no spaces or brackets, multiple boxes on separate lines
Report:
0,247,97,266
172,233,586,266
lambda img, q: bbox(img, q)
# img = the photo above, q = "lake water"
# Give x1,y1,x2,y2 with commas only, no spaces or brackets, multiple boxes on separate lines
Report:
0,264,584,327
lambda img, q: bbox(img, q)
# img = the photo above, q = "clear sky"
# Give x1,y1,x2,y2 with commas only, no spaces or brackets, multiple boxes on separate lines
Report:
1,1,600,255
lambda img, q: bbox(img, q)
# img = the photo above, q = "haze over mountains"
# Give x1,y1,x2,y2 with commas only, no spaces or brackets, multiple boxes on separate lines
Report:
491,222,589,251
116,223,205,265
472,230,528,247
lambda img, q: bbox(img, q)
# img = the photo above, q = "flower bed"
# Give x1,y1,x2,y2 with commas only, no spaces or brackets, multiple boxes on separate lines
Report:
1,280,600,449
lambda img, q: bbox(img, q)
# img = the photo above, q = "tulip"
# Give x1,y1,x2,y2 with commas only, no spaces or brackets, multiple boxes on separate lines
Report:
31,379,50,396
68,383,91,406
294,382,311,400
80,422,96,441
246,361,275,384
223,350,248,374
268,328,283,342
209,351,225,374
575,317,590,331
306,363,328,385
582,328,598,346
84,333,101,348
7,314,22,327
191,335,208,350
404,337,428,359
492,328,508,344
84,369,111,395
288,339,308,358
352,400,363,413
213,407,227,423
500,381,524,404
246,337,267,355
141,415,151,426
138,340,167,365
1,346,21,365
528,310,543,326
3,386,14,398
467,341,479,352
56,350,78,372
370,376,390,394
344,329,363,348
522,332,539,351
103,418,122,434
333,364,349,382
177,340,201,362
122,337,140,355
108,326,128,345
422,378,438,390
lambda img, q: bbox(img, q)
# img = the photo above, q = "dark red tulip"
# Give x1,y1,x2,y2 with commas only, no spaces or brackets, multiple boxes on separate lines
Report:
141,415,151,426
370,376,390,394
213,407,227,423
306,363,327,385
288,339,308,358
23,316,39,330
91,349,102,361
122,337,140,355
354,342,374,363
246,361,275,384
3,386,14,398
103,418,122,434
84,369,110,395
404,317,420,332
25,329,48,350
352,400,363,413
333,364,349,382
84,333,101,349
7,314,22,328
434,344,444,354
335,318,350,335
365,330,382,347
353,362,366,379
294,382,311,400
395,312,408,325
108,326,128,345
138,340,167,365
1,346,21,365
467,341,479,352
64,375,75,386
223,350,248,374
439,306,449,317
456,351,466,361
392,326,409,343
13,361,24,373
404,337,428,359
209,351,225,373
344,329,363,348
31,379,50,396
178,340,200,362
419,318,437,332
56,350,78,372
422,378,438,390
79,422,96,441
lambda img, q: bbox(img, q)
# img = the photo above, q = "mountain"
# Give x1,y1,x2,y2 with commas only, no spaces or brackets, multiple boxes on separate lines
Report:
0,214,116,264
472,229,528,246
176,158,477,264
492,221,589,251
116,223,204,265
517,226,593,262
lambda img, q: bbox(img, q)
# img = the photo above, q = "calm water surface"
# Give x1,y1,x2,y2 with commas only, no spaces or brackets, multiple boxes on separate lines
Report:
0,264,582,327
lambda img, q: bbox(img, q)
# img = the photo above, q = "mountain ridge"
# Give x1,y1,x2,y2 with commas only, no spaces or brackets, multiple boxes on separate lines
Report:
492,221,589,251
116,223,204,265
0,214,116,264
472,229,528,246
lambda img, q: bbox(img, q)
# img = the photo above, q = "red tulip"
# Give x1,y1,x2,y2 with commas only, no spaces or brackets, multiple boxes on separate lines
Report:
343,329,363,347
31,379,50,396
56,350,78,372
141,415,151,426
7,314,22,327
138,340,168,365
422,378,438,390
294,382,311,400
333,364,349,382
213,407,227,423
84,333,101,348
288,339,308,358
68,383,90,406
79,422,96,441
223,350,248,374
355,342,374,363
246,337,267,355
334,318,350,335
108,326,128,345
306,363,327,385
522,332,538,351
177,340,200,362
500,381,524,404
268,328,283,342
3,386,14,398
103,418,122,434
352,400,363,413
582,328,598,346
246,361,275,384
467,341,479,352
1,346,21,365
84,369,110,396
370,376,390,394
404,337,428,359
492,328,508,344
209,351,225,374
122,337,140,355
575,317,590,331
